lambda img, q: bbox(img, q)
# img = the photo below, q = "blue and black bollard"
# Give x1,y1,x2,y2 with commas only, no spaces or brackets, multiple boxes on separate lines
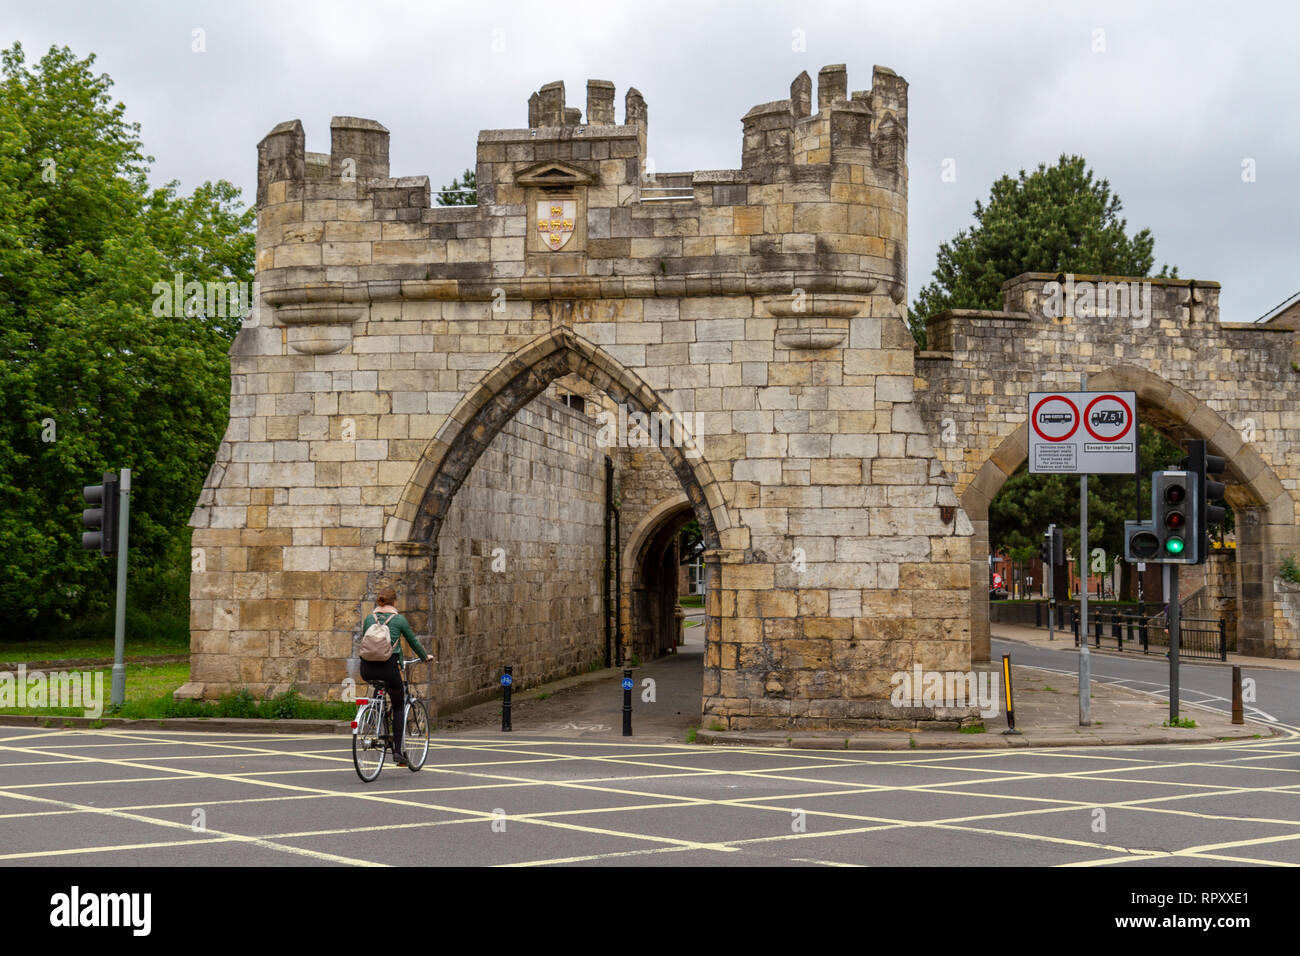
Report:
501,665,513,732
622,669,633,736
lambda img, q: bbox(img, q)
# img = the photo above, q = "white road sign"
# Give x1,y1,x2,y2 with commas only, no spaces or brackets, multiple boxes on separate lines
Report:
1028,390,1137,474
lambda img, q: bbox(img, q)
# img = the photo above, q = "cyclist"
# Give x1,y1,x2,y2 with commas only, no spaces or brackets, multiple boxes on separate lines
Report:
360,587,429,766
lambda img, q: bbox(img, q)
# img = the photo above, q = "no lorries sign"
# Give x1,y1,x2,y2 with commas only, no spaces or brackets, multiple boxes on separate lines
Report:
1028,391,1137,474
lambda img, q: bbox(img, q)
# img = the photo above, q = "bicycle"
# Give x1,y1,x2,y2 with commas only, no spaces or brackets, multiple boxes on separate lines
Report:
351,656,431,782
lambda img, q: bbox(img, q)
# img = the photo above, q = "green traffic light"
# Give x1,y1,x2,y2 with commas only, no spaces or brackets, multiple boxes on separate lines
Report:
1165,537,1185,555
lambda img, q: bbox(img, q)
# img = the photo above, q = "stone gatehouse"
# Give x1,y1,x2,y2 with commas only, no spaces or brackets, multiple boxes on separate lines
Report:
187,64,983,729
186,63,1300,728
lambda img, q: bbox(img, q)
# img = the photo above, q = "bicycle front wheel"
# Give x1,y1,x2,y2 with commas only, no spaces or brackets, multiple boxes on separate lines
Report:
352,702,386,782
404,699,430,771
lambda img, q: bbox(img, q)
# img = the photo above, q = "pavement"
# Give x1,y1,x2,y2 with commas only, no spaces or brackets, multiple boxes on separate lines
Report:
698,661,1272,750
3,620,1278,750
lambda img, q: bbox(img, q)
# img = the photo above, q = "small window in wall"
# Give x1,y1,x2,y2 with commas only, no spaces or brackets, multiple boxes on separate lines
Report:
556,391,586,414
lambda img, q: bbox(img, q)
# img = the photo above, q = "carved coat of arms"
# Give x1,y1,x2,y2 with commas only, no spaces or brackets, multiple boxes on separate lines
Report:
536,200,576,250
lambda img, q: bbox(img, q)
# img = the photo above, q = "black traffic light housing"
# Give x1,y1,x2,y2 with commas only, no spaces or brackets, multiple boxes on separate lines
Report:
1040,525,1063,566
82,472,119,555
1125,470,1199,564
1154,471,1197,563
1181,439,1226,565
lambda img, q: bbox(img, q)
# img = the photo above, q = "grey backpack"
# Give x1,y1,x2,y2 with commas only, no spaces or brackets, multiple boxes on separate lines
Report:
359,612,396,662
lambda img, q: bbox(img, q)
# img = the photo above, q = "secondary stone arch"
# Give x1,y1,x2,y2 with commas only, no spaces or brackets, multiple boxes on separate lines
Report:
623,494,699,660
963,363,1293,660
389,325,732,553
623,493,693,577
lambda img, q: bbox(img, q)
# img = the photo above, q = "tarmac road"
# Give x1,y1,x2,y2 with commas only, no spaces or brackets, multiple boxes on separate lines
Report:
3,722,1299,867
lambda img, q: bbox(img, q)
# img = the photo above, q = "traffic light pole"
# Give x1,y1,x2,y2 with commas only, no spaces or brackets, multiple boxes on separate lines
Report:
1045,530,1055,642
1079,472,1091,726
111,469,131,709
1166,562,1180,722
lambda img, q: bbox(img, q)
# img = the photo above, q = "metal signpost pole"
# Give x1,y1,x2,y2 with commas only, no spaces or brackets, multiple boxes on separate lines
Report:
1078,377,1091,727
1079,473,1091,726
1028,382,1135,729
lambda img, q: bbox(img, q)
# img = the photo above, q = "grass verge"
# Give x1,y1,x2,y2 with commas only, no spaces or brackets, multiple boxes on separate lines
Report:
0,661,353,721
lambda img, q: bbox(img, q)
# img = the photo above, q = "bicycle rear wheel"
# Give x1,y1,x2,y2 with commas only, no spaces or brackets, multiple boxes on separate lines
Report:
352,702,386,782
404,699,430,771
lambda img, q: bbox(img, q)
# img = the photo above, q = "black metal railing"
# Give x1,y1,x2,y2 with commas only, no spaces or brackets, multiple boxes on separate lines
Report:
1033,601,1073,630
1071,607,1227,662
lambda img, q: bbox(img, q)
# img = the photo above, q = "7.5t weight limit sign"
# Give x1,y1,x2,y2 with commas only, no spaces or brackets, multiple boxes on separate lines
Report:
1028,391,1137,475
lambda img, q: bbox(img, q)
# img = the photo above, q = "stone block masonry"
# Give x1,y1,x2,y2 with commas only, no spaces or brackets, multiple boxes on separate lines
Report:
916,274,1300,660
429,394,606,711
189,63,981,728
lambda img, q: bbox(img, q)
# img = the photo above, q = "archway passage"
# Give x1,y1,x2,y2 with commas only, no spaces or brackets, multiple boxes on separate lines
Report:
398,326,729,714
960,365,1294,661
623,495,698,661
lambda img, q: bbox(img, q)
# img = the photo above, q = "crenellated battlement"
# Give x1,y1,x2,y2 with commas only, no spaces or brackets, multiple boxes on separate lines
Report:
252,64,911,355
742,64,907,176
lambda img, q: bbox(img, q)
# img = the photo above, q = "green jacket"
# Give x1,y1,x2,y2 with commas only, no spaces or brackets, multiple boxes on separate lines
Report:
362,610,428,661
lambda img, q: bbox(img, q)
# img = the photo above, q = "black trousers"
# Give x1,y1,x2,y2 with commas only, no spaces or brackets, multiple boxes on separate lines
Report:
359,656,404,754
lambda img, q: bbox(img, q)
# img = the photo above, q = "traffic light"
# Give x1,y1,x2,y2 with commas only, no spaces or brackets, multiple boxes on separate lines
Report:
1040,525,1063,565
82,472,119,555
1154,470,1198,563
1181,439,1226,565
1125,469,1200,564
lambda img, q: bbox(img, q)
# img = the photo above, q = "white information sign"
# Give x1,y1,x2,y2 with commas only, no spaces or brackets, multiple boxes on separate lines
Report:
1028,390,1137,474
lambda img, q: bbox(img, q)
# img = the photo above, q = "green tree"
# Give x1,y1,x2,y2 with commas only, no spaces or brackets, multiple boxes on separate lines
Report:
909,154,1174,347
0,43,254,625
678,518,703,563
989,426,1186,600
436,167,476,206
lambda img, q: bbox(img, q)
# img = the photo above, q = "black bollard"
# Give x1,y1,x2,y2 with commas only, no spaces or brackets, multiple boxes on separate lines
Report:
501,665,513,732
622,668,633,736
1231,665,1243,725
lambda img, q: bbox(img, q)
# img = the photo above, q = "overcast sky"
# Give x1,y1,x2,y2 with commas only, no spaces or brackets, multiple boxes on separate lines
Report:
4,0,1297,322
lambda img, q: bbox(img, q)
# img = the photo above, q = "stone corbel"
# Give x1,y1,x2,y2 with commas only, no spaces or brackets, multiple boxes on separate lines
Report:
275,302,364,354
762,290,874,350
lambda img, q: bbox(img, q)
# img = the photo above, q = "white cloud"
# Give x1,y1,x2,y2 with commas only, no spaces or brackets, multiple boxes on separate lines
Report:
5,0,1296,320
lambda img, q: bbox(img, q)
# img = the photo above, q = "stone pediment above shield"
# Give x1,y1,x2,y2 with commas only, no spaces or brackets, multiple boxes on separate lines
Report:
513,160,596,187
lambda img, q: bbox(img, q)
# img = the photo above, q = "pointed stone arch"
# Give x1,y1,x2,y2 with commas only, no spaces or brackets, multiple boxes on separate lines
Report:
385,326,733,553
963,364,1294,660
